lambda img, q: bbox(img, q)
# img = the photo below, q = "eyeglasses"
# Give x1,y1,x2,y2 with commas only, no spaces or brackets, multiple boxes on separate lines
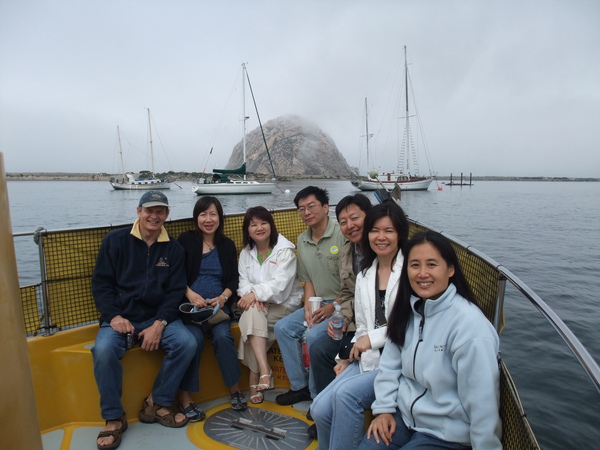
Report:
297,202,321,215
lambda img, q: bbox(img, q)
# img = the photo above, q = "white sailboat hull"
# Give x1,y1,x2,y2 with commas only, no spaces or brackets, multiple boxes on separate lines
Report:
193,180,274,195
110,172,171,190
110,180,171,190
355,175,433,191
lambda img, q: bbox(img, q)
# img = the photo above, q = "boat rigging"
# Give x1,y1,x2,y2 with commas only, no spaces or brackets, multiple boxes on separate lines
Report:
110,108,172,190
193,63,277,195
354,46,435,192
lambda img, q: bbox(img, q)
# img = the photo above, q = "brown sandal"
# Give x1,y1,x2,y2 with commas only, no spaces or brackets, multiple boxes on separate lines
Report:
138,397,188,428
96,413,128,449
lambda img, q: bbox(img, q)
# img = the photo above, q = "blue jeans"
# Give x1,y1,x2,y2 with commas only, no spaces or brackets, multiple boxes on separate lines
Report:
273,303,336,397
180,319,241,391
92,319,196,420
311,363,378,450
307,319,342,397
357,411,471,450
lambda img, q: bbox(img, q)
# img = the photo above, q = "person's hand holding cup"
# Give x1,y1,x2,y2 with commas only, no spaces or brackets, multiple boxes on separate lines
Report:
308,296,322,326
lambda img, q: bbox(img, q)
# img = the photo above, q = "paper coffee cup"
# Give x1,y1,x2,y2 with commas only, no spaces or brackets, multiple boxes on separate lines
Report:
308,297,322,314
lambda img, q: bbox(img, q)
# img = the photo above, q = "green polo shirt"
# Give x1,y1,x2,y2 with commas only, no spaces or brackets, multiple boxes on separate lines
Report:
297,217,346,302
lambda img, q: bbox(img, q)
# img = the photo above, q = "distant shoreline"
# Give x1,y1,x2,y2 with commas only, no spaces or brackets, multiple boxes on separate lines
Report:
5,172,599,182
6,173,109,181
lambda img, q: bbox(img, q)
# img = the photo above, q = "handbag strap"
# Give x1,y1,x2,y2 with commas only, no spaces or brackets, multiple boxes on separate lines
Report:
374,268,387,328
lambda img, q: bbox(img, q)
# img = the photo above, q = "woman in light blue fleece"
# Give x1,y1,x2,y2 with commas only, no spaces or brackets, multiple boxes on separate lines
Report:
359,231,501,450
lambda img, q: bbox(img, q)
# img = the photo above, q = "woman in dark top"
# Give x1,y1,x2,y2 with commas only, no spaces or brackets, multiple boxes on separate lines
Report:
177,196,245,420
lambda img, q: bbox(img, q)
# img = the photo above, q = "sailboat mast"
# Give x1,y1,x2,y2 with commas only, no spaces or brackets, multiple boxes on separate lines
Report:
404,46,409,117
399,45,411,174
147,108,156,177
242,63,248,181
117,126,125,180
365,97,370,169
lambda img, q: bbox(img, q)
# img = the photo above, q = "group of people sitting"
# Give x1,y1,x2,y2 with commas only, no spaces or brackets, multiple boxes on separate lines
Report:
92,186,502,450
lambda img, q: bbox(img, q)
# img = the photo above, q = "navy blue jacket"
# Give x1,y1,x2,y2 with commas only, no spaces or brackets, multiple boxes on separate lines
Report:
92,225,186,324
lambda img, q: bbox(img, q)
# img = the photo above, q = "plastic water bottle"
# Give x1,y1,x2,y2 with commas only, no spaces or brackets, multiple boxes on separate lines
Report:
330,303,344,341
301,327,310,370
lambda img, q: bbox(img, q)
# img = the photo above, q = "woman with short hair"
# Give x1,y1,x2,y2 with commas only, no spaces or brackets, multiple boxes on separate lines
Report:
236,206,303,404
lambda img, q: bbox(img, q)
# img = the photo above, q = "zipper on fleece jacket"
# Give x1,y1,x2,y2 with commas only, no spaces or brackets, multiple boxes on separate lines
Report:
409,311,427,428
143,244,152,299
412,312,425,374
409,387,428,428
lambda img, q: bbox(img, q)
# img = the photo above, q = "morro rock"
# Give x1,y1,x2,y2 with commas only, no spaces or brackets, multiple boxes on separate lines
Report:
225,115,355,177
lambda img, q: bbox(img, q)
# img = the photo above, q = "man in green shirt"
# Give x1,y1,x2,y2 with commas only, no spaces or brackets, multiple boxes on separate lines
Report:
274,186,346,434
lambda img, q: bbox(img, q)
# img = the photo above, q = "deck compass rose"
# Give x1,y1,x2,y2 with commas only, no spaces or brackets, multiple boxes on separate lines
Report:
191,403,315,450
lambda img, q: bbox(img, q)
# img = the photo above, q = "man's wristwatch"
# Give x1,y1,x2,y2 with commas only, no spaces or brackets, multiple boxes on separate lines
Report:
157,318,167,327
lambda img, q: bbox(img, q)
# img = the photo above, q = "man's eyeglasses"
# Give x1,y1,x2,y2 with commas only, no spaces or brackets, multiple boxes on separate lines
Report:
297,202,321,215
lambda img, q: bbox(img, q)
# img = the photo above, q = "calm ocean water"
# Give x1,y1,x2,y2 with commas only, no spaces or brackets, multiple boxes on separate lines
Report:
8,179,600,449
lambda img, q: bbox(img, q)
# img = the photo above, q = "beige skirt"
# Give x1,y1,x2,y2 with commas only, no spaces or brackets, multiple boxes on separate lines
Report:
237,302,294,373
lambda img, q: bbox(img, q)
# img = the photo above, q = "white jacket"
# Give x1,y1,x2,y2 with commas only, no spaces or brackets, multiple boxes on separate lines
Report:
353,254,404,372
372,283,502,449
237,233,303,310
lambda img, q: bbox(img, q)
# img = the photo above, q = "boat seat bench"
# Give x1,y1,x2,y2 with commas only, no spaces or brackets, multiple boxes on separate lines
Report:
28,322,288,427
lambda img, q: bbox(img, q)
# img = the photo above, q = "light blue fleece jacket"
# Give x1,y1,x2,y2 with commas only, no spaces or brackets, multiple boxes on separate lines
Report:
371,283,502,449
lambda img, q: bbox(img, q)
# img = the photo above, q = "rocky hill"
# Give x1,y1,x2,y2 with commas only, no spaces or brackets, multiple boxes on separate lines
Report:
225,115,356,177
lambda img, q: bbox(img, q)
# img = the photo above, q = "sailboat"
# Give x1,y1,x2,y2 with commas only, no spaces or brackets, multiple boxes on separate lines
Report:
193,63,275,195
110,109,171,190
354,46,434,192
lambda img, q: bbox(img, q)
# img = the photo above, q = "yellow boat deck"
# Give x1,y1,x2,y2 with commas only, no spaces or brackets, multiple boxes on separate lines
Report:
43,396,316,450
31,323,317,450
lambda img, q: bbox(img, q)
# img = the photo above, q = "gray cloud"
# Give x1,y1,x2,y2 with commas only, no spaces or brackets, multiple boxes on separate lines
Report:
1,0,599,177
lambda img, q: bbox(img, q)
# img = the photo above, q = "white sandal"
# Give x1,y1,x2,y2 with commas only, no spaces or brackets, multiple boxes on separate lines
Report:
249,385,264,404
256,371,274,391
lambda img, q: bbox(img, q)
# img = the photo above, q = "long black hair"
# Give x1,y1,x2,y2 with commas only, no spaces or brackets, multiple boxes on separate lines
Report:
387,230,473,346
359,200,409,273
192,196,225,243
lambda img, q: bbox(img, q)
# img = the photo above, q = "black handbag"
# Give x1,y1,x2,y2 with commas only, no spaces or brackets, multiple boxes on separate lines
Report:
338,331,356,360
179,303,230,327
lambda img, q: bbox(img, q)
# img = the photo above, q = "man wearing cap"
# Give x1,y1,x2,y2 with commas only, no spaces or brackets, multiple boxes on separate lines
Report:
92,190,196,449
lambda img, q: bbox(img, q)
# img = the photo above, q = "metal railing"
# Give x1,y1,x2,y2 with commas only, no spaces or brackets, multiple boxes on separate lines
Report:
410,217,600,396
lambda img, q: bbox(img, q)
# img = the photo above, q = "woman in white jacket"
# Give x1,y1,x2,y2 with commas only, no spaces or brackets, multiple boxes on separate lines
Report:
360,230,501,450
311,201,409,450
236,206,303,404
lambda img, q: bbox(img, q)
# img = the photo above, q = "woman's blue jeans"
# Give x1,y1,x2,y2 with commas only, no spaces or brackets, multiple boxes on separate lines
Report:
357,411,471,450
311,362,378,450
180,319,241,391
91,318,197,420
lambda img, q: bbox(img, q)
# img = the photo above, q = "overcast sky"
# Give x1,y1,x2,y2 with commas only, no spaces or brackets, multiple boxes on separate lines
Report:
1,0,598,178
